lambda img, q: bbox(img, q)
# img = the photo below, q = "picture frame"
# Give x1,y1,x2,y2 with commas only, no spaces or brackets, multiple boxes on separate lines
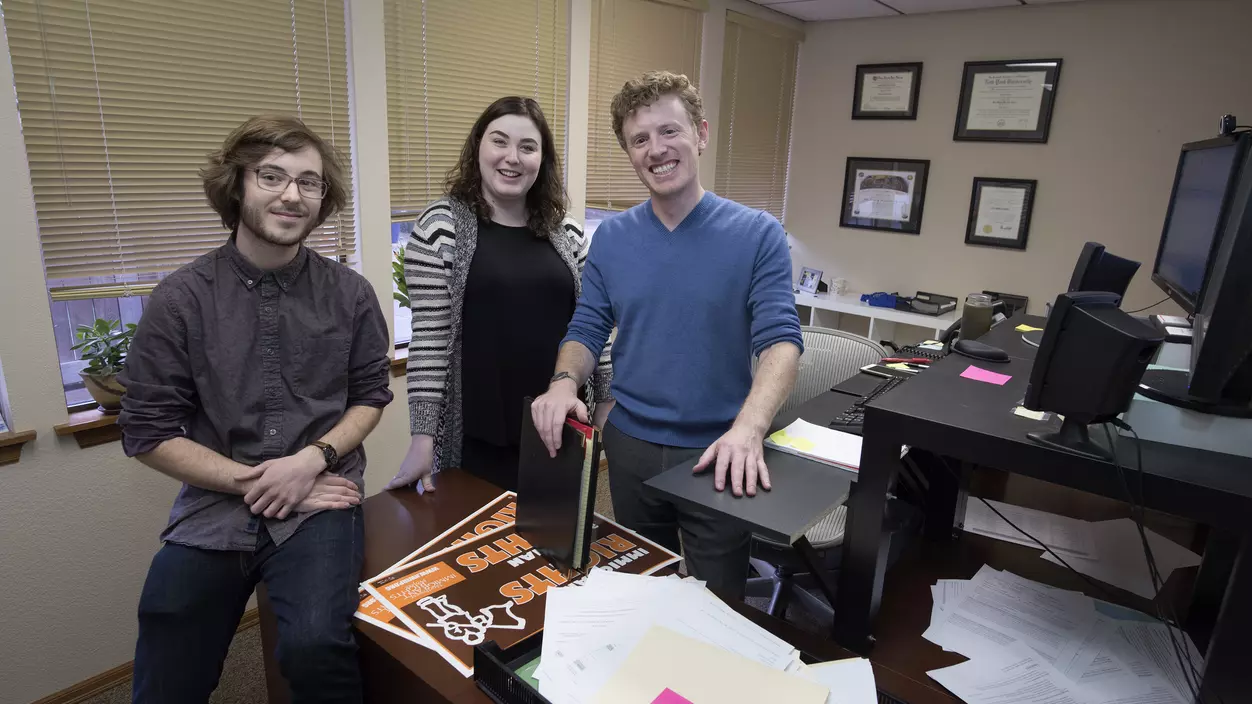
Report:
839,157,931,235
852,62,923,120
964,177,1037,250
797,267,823,294
953,59,1062,143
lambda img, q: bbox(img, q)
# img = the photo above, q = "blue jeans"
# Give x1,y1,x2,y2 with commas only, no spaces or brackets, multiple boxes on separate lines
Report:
132,507,364,704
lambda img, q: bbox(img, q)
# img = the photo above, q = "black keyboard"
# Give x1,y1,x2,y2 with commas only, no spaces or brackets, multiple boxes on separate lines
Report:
829,376,906,431
897,343,946,361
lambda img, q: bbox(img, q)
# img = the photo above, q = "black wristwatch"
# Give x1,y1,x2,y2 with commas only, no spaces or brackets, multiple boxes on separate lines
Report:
310,440,338,469
550,371,577,388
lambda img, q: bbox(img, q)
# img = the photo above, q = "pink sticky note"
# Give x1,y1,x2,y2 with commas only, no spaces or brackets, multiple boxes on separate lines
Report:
961,365,1012,386
652,688,694,704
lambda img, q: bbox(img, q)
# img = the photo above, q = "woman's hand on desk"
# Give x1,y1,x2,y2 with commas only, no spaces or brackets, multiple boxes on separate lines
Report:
692,421,771,498
386,434,436,492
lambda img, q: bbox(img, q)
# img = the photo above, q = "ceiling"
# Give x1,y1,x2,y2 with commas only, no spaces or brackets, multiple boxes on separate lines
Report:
747,0,1089,22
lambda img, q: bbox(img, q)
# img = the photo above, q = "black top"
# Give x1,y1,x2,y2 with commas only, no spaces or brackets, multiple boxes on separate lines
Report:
116,237,394,550
462,220,576,448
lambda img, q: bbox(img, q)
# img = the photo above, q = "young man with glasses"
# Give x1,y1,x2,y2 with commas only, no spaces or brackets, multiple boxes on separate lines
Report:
532,72,802,597
119,116,392,703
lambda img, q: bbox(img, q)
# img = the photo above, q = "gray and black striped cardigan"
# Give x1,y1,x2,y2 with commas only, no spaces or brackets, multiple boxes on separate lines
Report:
404,197,613,472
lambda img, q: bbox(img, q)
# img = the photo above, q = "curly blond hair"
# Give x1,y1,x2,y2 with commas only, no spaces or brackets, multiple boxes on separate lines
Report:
609,70,704,149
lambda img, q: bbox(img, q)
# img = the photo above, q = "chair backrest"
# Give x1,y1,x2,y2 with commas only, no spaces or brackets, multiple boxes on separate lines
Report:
779,327,887,415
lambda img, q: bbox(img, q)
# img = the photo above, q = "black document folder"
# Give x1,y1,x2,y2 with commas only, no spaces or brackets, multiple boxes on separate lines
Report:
517,399,601,573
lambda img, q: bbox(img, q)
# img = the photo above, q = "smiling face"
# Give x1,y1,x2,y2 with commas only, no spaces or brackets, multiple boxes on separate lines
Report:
477,114,543,210
237,145,324,247
622,93,708,202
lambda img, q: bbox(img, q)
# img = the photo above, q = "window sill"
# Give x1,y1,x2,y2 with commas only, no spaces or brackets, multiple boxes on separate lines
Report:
0,429,38,466
54,409,122,448
391,347,407,377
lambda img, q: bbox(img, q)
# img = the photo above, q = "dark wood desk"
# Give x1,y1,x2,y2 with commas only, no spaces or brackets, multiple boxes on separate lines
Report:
258,469,960,703
837,314,1252,703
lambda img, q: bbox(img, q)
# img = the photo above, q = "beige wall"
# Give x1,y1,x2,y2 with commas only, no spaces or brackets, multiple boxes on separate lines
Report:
785,0,1252,316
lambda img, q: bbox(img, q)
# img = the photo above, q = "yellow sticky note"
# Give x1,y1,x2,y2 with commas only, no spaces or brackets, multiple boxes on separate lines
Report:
1016,324,1043,332
1014,406,1046,421
886,362,912,370
791,437,816,452
769,429,793,447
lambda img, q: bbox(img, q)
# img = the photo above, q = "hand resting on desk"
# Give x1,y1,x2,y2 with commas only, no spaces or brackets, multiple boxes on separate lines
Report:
692,421,771,498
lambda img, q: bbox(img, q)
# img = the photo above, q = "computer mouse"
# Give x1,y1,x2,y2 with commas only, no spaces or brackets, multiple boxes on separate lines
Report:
952,339,1010,363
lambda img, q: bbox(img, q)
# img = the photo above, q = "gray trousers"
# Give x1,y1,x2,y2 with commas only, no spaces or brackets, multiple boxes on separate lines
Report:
602,421,751,598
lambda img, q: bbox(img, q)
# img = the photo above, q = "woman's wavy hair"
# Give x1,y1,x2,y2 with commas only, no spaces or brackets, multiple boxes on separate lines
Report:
446,96,566,234
201,115,347,233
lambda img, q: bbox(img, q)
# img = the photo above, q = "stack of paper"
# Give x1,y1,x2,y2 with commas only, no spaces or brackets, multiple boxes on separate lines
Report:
766,419,863,473
924,566,1204,704
538,570,878,704
963,501,1201,599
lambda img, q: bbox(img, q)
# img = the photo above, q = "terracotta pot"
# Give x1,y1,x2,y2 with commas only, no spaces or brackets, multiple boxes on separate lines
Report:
79,371,126,414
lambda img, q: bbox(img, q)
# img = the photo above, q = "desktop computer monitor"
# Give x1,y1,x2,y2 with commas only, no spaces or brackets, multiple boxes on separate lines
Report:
1139,133,1252,416
1149,135,1247,314
1067,242,1140,304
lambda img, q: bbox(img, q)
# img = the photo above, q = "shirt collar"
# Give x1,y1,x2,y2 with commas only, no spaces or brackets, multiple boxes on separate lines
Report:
224,235,310,291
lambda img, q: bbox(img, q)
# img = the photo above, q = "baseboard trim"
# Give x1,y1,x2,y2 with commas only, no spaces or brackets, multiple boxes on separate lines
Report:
30,608,260,704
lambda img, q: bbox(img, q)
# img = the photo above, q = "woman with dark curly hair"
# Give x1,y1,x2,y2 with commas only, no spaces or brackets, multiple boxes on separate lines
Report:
387,96,614,493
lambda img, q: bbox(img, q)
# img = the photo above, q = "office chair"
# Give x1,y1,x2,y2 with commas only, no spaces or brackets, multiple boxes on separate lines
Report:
746,328,886,619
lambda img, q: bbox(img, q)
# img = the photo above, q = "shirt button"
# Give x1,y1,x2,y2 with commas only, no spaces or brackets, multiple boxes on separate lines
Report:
268,429,277,436
264,307,272,314
264,348,271,355
247,279,253,286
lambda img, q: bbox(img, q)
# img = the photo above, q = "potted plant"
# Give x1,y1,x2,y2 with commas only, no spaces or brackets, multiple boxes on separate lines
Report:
72,318,136,414
393,248,409,308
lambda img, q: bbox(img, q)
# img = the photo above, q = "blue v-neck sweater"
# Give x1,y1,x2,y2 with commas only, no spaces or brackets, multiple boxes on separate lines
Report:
563,192,803,448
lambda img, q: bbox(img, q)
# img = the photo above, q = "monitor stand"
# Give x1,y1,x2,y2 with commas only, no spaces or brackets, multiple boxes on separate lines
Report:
1027,418,1112,461
1137,369,1252,418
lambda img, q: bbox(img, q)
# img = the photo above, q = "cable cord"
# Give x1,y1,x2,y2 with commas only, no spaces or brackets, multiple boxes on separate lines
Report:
1105,421,1219,704
1125,297,1170,314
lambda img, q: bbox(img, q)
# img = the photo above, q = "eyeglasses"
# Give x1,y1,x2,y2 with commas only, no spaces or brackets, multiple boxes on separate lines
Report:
249,168,328,199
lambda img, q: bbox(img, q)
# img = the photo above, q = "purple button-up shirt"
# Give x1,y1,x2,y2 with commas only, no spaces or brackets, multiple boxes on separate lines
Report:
119,238,393,550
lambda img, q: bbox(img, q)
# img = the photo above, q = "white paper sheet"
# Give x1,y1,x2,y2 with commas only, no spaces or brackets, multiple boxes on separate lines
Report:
928,646,1092,704
964,499,1096,558
766,419,863,472
1110,620,1204,704
1041,519,1200,600
923,566,1096,664
1054,616,1154,699
798,658,878,704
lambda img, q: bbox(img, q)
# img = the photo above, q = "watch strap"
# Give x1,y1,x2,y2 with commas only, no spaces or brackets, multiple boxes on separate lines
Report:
310,440,338,467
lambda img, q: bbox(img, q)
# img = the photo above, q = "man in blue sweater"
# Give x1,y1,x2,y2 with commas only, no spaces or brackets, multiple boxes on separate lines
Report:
532,71,802,595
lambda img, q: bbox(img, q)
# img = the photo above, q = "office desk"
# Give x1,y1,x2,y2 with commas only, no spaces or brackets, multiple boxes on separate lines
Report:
836,314,1252,703
257,469,953,704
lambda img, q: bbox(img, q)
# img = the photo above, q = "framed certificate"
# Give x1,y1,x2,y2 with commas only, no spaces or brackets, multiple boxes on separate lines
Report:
839,157,930,235
964,177,1037,250
852,62,922,120
954,59,1062,143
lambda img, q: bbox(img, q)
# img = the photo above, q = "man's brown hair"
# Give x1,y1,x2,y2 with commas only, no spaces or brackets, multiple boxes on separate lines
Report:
201,115,348,232
609,70,704,149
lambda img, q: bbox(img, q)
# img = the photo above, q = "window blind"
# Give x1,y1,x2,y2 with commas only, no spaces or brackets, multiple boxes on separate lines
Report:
586,0,705,211
4,0,355,298
385,0,569,219
714,11,801,222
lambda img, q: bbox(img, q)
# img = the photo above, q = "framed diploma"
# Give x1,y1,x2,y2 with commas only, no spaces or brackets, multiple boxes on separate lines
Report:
954,59,1062,143
839,157,930,235
964,177,1037,250
852,62,923,120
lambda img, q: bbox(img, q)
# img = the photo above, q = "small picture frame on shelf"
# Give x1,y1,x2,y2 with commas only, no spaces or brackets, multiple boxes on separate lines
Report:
797,267,823,294
852,62,923,120
954,59,1062,143
964,177,1037,250
840,156,931,235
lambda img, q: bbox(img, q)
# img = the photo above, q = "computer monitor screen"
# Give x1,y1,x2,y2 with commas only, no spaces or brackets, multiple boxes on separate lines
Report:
1151,138,1243,313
